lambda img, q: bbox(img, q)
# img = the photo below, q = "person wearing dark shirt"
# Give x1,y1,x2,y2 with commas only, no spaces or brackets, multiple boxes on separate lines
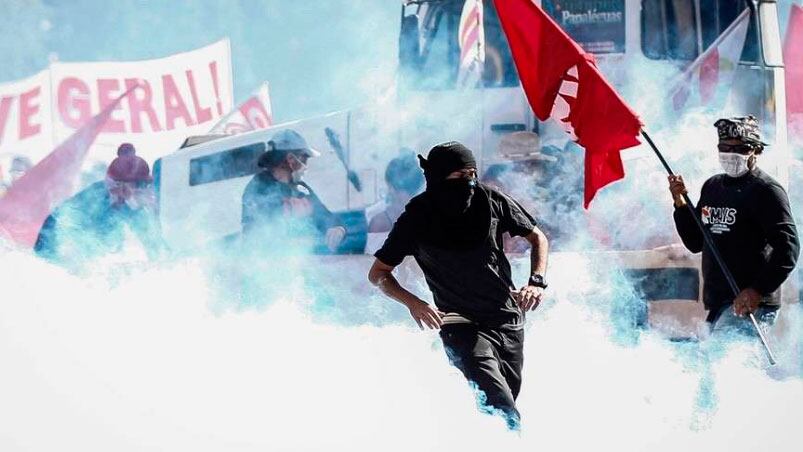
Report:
367,142,549,429
668,116,799,334
241,129,345,254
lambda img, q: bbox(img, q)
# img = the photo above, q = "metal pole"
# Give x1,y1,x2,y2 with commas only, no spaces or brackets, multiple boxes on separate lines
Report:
641,129,777,365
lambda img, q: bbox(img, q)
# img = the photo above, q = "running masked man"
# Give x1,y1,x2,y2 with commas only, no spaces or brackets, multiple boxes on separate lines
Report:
368,142,549,429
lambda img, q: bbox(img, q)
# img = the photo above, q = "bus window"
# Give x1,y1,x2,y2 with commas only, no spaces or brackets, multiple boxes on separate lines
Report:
698,0,758,63
415,1,462,90
189,143,266,186
399,0,520,90
482,2,520,87
641,0,699,60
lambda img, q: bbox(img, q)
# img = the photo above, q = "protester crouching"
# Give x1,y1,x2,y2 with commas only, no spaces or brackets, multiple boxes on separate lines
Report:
668,116,799,335
34,143,165,269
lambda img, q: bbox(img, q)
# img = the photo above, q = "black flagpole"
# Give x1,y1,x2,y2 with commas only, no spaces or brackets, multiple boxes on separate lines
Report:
640,129,777,365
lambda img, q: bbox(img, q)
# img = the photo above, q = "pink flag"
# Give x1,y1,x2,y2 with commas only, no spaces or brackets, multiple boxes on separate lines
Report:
0,86,136,247
209,82,273,134
785,4,803,142
669,9,749,111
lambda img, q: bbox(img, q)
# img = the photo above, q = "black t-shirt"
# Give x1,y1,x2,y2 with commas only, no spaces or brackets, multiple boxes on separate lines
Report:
375,184,537,329
673,167,800,314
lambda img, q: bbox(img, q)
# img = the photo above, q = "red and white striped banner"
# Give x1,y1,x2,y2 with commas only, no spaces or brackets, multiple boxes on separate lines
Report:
457,0,485,88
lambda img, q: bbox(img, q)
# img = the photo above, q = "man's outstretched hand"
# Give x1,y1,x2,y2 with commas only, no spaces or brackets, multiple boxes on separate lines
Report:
512,286,544,312
406,299,444,330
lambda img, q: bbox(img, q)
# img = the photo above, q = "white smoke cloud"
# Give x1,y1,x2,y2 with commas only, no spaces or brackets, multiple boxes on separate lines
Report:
0,247,800,452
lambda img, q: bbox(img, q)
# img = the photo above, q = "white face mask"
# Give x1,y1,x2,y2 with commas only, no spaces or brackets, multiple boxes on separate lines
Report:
288,154,308,183
719,153,751,177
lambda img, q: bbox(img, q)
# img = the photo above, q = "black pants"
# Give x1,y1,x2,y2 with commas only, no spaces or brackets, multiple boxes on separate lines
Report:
439,323,524,428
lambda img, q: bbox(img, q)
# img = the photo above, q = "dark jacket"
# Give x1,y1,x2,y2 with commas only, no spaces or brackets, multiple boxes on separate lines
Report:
241,172,341,253
673,167,799,316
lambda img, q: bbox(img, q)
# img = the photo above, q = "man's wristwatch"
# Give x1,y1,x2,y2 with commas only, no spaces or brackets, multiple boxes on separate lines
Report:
528,274,548,289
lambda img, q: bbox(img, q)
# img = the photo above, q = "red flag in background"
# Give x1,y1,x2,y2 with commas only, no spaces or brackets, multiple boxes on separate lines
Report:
785,4,803,142
209,82,273,134
0,86,137,247
493,0,642,208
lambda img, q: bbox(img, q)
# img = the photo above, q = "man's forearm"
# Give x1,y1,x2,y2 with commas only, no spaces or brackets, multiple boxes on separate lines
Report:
529,231,548,277
373,271,421,308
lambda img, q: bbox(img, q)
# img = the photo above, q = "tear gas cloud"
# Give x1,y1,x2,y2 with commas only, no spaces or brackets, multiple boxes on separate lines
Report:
1,244,802,451
2,1,803,450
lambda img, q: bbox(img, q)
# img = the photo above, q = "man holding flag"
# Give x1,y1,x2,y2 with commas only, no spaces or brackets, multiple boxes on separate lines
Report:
668,116,799,333
495,0,788,360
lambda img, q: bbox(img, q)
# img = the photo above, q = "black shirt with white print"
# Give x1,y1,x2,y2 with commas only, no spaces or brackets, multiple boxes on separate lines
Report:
673,167,799,318
375,183,537,330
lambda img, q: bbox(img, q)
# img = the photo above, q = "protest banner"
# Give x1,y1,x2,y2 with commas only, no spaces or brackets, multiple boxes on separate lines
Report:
0,39,234,164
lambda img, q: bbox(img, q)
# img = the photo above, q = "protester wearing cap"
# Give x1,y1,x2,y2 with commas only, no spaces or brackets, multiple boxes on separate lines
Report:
241,129,344,253
34,143,164,268
368,141,549,429
668,116,799,333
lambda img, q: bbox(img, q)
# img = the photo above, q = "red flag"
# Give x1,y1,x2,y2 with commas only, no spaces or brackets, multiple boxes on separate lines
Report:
785,4,803,142
0,86,136,247
494,0,642,208
209,82,273,134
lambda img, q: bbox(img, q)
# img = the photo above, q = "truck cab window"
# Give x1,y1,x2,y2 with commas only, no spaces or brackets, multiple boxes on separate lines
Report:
189,143,266,186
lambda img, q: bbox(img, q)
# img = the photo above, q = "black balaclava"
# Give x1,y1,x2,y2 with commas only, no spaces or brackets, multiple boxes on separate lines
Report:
418,142,489,250
419,141,477,186
419,141,478,217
